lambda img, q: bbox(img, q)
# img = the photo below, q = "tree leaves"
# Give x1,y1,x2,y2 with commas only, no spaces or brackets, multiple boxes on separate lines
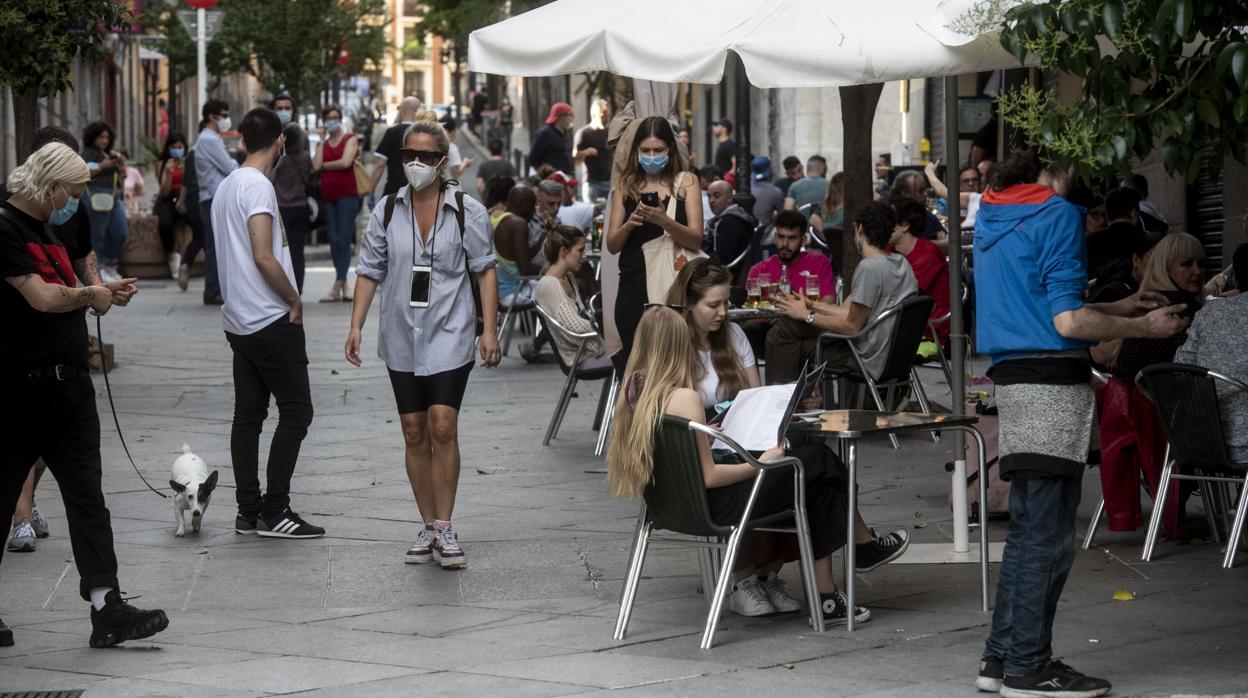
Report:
997,0,1248,181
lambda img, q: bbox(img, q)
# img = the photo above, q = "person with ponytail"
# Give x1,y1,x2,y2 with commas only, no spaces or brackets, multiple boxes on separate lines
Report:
607,306,871,626
536,225,609,369
347,119,502,571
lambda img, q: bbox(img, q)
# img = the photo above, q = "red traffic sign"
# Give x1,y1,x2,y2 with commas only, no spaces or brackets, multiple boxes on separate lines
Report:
185,0,220,9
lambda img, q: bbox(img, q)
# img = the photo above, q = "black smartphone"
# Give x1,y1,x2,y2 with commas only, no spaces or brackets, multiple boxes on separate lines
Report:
640,191,660,208
410,265,431,308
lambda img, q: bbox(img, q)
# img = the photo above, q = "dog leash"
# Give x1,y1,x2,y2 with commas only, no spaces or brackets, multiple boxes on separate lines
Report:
96,314,168,499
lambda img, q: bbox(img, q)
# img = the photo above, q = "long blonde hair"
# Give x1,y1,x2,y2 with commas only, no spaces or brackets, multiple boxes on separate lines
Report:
1140,232,1205,295
820,171,844,220
607,307,699,500
666,258,750,402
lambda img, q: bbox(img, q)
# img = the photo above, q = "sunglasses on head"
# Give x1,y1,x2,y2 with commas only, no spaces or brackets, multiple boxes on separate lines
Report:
400,149,447,165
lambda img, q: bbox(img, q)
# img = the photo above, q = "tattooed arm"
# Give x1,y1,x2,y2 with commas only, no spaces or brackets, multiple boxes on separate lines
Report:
6,273,112,314
73,251,102,285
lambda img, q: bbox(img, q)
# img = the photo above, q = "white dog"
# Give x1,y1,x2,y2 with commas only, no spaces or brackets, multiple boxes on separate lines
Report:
170,444,219,537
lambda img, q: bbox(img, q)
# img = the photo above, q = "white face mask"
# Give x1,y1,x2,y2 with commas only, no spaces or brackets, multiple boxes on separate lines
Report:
404,160,441,191
216,115,232,132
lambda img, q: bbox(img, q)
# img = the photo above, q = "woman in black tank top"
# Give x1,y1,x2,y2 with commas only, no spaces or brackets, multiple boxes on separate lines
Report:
605,116,703,372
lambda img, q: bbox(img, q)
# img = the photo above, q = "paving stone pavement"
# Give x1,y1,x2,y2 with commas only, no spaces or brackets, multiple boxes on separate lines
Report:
1,268,1246,697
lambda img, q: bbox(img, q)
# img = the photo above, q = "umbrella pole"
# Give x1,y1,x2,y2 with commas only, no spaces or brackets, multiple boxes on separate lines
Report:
943,76,969,554
730,51,755,212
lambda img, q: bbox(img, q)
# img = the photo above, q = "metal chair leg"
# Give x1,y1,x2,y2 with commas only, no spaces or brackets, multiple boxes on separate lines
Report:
1199,481,1224,544
592,376,611,431
614,518,651,640
700,528,744,650
862,374,900,449
697,543,717,610
543,373,578,445
909,368,939,443
1083,498,1105,550
1142,454,1174,562
595,373,619,457
1223,474,1248,569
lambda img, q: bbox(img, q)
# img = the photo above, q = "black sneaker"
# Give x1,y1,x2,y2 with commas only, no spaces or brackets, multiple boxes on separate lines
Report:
814,591,871,627
0,615,13,647
976,656,1005,692
234,514,258,535
855,528,910,572
1001,660,1111,698
257,509,325,539
89,590,169,648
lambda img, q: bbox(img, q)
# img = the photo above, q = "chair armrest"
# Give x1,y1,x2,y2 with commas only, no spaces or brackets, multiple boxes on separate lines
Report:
685,421,803,473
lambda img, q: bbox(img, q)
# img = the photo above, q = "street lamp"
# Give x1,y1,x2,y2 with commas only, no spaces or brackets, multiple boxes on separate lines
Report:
183,0,220,117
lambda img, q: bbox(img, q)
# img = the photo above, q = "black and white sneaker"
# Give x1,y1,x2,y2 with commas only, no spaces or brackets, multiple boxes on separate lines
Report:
855,528,910,572
234,514,258,535
257,510,325,539
89,590,169,648
814,591,871,627
976,656,1005,692
1000,660,1111,698
0,615,13,647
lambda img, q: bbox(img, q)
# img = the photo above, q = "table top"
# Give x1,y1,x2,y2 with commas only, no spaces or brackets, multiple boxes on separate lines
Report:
787,410,978,438
728,307,782,321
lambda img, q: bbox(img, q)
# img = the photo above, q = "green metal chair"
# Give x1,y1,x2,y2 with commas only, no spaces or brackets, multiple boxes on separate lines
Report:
1137,363,1248,569
613,416,825,649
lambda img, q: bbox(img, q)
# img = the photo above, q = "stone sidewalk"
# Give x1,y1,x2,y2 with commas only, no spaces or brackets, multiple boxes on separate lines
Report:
1,270,1246,697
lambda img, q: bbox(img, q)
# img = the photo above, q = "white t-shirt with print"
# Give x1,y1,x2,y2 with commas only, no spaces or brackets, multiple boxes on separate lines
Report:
212,167,296,335
697,322,757,408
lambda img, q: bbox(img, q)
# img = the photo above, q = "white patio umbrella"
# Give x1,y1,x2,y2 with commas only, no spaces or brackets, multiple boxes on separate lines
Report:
470,0,1035,557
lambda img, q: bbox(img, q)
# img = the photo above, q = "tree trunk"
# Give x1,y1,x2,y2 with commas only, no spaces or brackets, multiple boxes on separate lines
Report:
839,82,885,284
15,89,39,163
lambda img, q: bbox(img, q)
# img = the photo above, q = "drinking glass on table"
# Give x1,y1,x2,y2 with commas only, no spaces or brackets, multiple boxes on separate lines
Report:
745,277,760,308
805,275,820,302
758,273,772,307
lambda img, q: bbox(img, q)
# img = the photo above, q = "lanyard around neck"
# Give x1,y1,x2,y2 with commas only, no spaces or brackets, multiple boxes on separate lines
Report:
410,189,444,267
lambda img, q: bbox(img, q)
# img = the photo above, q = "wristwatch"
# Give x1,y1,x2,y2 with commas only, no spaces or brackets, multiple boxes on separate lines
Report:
804,310,815,324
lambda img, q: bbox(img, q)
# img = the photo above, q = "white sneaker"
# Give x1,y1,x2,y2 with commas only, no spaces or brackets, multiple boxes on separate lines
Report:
760,574,803,613
100,265,120,283
168,253,181,279
728,577,775,617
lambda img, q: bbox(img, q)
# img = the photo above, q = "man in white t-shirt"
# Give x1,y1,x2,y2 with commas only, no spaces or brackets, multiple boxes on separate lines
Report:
212,107,325,541
546,172,595,234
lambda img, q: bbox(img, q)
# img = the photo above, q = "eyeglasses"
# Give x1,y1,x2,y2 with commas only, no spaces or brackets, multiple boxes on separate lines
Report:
643,303,685,312
959,177,981,186
400,149,447,165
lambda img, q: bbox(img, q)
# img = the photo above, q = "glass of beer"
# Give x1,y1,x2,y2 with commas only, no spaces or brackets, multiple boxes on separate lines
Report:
758,273,772,307
805,275,820,302
746,278,760,308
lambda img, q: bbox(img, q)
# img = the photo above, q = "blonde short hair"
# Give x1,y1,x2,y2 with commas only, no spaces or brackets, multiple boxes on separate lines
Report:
403,120,453,182
6,142,90,203
1140,231,1205,294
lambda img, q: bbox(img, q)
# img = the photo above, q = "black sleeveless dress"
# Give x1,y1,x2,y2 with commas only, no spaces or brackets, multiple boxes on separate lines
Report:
613,194,688,371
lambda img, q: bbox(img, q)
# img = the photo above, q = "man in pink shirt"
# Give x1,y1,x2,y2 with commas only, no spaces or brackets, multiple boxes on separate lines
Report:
741,210,836,365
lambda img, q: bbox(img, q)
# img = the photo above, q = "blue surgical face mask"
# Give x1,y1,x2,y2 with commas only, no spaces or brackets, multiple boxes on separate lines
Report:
169,147,186,159
276,109,293,125
325,119,342,132
639,153,669,174
48,185,79,225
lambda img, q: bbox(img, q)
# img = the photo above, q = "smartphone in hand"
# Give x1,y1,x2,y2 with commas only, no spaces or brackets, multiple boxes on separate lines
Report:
640,191,660,208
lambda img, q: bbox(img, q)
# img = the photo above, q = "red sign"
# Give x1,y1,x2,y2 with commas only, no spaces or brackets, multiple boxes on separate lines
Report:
185,0,220,8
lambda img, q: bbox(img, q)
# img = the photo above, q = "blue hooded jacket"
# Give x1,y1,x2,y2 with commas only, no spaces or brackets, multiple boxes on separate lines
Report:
973,184,1093,364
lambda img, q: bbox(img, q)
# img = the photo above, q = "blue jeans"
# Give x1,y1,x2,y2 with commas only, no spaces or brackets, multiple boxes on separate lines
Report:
586,180,610,202
983,475,1082,676
325,197,361,281
87,196,127,264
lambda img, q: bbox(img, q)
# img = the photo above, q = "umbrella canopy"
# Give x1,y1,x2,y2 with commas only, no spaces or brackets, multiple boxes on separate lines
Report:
468,0,1033,87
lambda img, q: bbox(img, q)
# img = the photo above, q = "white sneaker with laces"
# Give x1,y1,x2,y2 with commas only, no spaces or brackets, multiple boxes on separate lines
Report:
760,574,803,613
728,577,776,617
100,265,120,283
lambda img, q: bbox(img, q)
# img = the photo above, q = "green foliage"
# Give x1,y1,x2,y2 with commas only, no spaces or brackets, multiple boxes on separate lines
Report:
138,3,198,88
208,0,388,108
417,0,506,67
997,0,1248,182
0,0,132,97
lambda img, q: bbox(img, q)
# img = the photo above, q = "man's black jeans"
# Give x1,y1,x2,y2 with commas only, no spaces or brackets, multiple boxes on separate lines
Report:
225,316,313,519
1,373,120,600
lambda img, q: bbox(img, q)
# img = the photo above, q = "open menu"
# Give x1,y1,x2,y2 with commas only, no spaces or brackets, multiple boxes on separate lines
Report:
712,361,825,451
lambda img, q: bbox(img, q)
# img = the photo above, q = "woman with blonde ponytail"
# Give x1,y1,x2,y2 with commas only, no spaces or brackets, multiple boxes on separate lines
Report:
607,307,871,626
